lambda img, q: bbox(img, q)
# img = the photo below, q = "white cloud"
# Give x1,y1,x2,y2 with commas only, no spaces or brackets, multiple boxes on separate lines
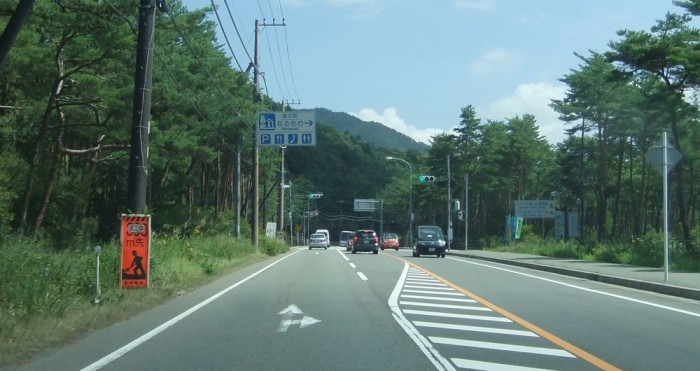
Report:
454,0,497,11
483,82,568,144
469,47,514,75
349,107,445,145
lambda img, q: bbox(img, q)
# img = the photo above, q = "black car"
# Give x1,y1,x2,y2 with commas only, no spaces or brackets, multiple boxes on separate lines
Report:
351,229,379,254
412,225,446,258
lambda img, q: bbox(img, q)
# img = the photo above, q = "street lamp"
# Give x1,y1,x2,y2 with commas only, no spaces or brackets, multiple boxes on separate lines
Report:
386,156,413,247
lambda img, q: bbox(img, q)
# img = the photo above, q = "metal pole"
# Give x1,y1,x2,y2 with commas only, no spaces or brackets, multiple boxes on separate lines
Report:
447,155,452,250
236,144,241,237
465,174,469,250
278,147,285,232
663,131,669,281
288,183,293,245
94,246,102,305
386,157,412,248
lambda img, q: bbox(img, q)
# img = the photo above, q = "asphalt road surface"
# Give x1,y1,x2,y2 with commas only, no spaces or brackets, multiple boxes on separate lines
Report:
14,247,700,370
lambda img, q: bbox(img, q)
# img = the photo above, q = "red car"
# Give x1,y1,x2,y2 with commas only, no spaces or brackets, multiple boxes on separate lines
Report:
381,232,400,251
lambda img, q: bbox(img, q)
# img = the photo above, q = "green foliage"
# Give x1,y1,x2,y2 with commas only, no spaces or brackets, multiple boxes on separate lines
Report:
259,235,289,256
0,151,26,238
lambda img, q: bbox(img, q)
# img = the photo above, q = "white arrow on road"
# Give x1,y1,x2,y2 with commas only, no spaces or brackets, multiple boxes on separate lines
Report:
277,304,321,332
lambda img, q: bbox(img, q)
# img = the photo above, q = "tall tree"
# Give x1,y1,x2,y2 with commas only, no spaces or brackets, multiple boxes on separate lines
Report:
608,12,700,250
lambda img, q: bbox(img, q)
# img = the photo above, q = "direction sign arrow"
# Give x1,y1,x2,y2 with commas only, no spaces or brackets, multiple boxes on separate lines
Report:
277,304,321,332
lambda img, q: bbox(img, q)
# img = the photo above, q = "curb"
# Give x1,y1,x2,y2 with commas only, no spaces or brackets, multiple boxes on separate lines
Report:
447,251,700,302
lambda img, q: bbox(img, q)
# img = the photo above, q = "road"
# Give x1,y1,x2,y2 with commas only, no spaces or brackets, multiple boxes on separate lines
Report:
15,247,700,370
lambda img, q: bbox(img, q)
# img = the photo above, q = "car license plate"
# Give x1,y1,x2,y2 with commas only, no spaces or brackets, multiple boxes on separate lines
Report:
429,247,435,252
364,239,370,244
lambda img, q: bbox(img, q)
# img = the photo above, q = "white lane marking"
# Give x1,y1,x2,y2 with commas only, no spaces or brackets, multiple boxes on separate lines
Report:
349,263,357,269
336,248,350,261
408,272,431,277
403,289,464,296
447,257,700,318
452,358,555,371
401,294,476,303
405,278,445,284
357,272,368,281
388,262,455,371
81,249,305,371
430,336,575,358
404,284,454,291
403,309,511,322
414,321,538,337
399,301,492,312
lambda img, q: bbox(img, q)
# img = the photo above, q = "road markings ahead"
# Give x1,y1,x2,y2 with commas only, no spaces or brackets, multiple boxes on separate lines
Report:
277,304,322,333
390,263,621,371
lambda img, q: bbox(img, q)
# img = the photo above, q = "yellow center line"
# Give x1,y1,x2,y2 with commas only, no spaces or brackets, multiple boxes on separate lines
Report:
390,255,621,371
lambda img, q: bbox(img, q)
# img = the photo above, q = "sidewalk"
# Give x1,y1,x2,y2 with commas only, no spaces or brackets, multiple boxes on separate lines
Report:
446,249,700,301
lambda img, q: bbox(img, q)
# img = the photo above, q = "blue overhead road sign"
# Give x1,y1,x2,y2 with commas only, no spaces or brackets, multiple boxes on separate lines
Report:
256,111,316,146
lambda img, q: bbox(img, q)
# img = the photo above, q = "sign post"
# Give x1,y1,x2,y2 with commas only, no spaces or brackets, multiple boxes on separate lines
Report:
120,214,151,288
645,132,683,281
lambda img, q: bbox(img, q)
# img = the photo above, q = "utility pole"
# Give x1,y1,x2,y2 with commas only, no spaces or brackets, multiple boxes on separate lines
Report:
252,18,285,246
278,99,298,233
251,19,264,246
127,0,158,213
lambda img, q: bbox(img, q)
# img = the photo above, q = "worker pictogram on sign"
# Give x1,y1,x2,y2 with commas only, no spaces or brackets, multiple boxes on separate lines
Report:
120,214,151,288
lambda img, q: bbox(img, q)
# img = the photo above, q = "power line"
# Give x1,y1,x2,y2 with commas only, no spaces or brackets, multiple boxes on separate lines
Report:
209,0,243,71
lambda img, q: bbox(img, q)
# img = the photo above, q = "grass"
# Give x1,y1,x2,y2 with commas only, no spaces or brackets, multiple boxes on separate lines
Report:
483,231,700,272
0,234,288,367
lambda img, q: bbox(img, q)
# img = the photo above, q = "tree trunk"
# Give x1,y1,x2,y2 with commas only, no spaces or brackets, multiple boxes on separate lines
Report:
19,43,65,232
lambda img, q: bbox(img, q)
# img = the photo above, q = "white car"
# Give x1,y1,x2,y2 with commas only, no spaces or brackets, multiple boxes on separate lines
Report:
315,229,330,248
308,233,328,250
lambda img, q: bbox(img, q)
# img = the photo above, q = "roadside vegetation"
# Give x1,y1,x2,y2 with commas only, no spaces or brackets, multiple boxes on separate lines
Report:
0,231,288,367
482,226,700,272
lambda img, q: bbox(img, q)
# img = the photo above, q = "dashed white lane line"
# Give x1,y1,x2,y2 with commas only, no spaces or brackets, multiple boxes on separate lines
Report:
357,272,368,281
349,263,356,269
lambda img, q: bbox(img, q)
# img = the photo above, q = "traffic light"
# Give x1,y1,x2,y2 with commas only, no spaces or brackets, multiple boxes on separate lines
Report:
418,175,436,182
458,210,465,221
307,193,323,199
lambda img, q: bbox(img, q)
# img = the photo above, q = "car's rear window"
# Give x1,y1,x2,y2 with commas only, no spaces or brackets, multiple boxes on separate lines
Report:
383,233,397,239
310,234,324,239
356,231,375,238
418,227,442,239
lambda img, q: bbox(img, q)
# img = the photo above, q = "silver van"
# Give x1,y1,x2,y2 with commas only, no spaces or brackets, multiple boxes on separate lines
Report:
339,230,354,250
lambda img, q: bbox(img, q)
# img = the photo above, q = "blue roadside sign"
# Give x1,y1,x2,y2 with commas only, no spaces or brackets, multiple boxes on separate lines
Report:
256,111,316,146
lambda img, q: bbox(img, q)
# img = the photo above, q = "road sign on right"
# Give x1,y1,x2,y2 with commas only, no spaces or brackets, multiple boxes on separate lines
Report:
645,137,683,175
514,200,555,218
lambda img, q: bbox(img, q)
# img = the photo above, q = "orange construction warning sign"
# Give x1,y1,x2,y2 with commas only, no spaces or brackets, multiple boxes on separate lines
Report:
120,214,151,288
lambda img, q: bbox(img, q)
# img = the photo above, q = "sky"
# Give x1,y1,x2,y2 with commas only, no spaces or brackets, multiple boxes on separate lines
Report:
185,0,695,145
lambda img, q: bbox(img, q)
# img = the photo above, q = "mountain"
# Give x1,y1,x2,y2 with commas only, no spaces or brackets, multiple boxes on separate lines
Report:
311,108,428,152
